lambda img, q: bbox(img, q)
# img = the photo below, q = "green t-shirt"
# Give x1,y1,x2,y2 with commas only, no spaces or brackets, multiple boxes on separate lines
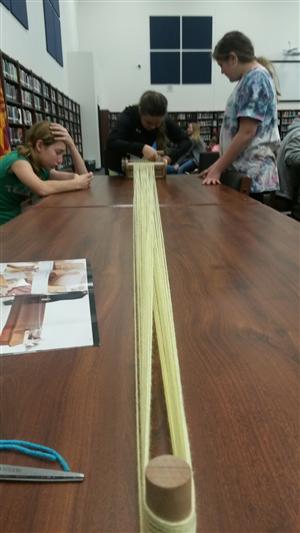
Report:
0,151,49,225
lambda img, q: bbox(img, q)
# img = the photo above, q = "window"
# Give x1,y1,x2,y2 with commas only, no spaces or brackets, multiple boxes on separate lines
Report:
43,0,63,66
0,0,28,29
150,16,212,85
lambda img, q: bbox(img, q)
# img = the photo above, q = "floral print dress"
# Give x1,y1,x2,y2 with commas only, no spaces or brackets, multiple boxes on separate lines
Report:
220,66,281,193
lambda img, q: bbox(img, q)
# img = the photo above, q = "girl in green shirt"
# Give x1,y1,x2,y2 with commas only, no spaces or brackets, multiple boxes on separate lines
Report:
0,121,93,224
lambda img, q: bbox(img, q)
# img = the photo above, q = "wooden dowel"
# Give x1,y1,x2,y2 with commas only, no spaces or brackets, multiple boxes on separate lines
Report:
145,454,192,522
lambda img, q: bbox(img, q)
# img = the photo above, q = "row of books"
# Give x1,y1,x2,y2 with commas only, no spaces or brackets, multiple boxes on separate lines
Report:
3,59,80,114
7,105,32,126
4,85,80,123
8,127,24,146
4,80,18,102
2,59,18,82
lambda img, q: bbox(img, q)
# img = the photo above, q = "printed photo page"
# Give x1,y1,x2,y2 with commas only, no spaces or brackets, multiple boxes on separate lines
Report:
0,259,99,356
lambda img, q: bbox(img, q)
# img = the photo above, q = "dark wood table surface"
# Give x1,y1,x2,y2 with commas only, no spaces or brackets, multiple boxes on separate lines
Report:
0,183,299,533
35,174,256,208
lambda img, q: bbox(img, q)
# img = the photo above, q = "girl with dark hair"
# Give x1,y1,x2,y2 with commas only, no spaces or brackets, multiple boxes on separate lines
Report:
199,31,280,196
106,90,191,175
0,121,93,224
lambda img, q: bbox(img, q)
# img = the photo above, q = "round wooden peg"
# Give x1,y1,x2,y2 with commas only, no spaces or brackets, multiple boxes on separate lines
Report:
145,454,192,522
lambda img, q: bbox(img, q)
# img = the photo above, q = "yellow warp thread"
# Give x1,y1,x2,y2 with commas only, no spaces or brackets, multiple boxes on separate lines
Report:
133,162,196,533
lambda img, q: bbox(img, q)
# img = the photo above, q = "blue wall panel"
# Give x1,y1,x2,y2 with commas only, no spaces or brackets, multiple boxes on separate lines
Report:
49,0,60,16
0,0,11,10
43,0,63,66
150,17,180,50
182,52,212,84
182,17,212,49
150,16,213,85
44,0,56,60
151,52,180,84
10,0,28,29
53,14,63,66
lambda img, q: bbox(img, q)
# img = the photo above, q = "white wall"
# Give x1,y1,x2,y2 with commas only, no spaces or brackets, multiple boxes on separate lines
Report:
76,0,300,112
0,0,79,97
1,0,299,166
0,0,101,163
67,51,100,166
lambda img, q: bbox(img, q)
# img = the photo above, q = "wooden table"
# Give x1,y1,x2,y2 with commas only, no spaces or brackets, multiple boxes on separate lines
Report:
35,174,256,208
0,182,299,533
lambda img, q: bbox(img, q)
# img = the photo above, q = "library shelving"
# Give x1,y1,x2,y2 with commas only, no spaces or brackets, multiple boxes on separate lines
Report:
102,108,299,144
168,110,299,140
168,111,223,142
102,110,224,147
99,106,299,168
277,109,299,138
0,51,83,169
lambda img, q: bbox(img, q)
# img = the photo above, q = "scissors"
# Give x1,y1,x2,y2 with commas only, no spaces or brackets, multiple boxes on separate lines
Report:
0,464,84,482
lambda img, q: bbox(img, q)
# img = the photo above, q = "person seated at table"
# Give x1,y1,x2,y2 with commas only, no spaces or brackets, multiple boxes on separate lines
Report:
105,90,192,175
167,122,207,174
0,121,93,225
276,114,300,220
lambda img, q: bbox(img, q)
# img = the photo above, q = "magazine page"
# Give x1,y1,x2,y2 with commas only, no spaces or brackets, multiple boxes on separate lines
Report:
0,259,99,356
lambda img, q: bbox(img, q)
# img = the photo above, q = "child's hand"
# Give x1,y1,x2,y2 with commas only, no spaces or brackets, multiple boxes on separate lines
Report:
202,167,221,185
142,144,159,161
50,123,74,146
74,172,93,189
163,155,171,165
197,164,221,184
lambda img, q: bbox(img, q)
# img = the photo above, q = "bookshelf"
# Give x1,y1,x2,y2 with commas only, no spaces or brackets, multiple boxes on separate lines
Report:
99,106,299,170
105,110,224,146
103,108,299,152
168,110,298,140
0,51,83,169
277,109,299,138
168,111,222,142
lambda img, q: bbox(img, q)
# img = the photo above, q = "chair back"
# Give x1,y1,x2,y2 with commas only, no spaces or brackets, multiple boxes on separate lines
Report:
220,170,251,195
198,152,219,172
103,148,109,174
198,153,251,194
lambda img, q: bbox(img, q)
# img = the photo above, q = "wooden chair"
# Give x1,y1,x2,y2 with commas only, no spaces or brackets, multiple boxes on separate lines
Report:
220,170,251,195
198,154,251,195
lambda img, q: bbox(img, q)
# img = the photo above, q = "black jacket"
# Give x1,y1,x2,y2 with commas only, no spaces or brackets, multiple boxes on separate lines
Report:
106,105,192,173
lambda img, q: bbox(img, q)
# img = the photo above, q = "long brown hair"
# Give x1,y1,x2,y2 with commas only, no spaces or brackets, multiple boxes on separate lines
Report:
138,91,169,150
139,91,168,116
256,56,281,96
17,121,56,173
213,31,281,96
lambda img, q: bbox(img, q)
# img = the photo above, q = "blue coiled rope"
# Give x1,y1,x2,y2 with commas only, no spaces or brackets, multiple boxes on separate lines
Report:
0,440,70,471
